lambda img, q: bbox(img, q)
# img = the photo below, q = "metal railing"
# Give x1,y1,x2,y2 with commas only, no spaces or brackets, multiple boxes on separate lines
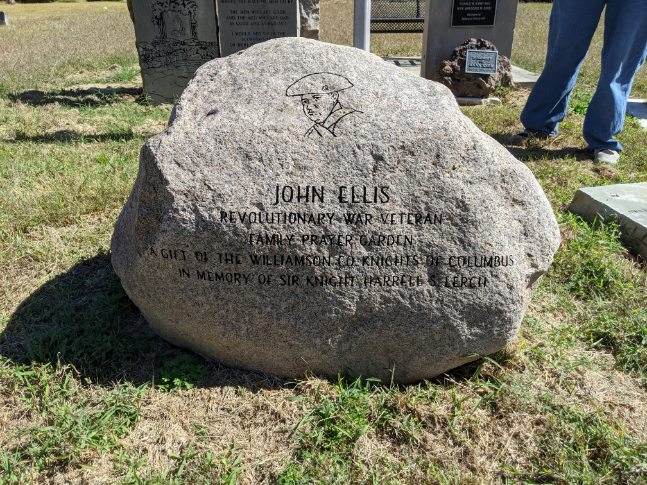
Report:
371,0,425,33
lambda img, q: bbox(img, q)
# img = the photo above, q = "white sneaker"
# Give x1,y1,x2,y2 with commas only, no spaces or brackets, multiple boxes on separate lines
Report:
593,149,620,165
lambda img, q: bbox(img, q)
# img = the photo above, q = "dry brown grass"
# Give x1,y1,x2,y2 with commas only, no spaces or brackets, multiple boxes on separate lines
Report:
0,2,136,92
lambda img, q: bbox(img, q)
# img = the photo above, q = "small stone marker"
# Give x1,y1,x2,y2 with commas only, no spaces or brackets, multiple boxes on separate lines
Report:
439,38,512,98
111,38,560,383
216,0,299,56
127,0,220,104
569,183,647,260
0,11,7,26
422,0,519,81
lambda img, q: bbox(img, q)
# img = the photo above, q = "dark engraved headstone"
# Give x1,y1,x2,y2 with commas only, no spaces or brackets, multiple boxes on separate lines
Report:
0,12,7,26
111,38,560,384
464,49,498,75
451,0,497,27
216,0,299,57
128,0,220,104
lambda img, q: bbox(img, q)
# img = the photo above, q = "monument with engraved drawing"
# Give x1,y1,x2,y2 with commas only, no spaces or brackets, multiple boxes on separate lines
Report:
112,38,560,383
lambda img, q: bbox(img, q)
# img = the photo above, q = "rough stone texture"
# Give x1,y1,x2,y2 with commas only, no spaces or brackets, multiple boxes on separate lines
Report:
112,38,560,383
439,38,512,98
127,0,220,104
299,0,319,39
570,183,647,261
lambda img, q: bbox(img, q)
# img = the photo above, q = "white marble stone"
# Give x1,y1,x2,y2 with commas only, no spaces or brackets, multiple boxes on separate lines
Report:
511,65,539,88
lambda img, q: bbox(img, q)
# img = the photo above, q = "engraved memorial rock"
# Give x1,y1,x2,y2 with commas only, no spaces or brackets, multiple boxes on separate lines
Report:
111,38,560,383
128,0,220,104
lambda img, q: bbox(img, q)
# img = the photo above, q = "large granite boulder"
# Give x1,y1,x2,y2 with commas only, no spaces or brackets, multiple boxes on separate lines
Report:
112,38,560,383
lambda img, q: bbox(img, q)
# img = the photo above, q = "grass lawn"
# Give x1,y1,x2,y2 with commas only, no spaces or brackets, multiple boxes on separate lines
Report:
1,2,646,483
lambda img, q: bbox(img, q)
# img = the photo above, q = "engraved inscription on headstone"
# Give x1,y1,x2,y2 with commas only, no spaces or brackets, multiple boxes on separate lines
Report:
464,49,498,75
452,0,497,27
216,0,299,57
128,0,220,104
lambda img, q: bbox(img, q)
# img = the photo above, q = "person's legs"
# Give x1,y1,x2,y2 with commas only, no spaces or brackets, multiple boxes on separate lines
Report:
521,0,606,135
583,0,647,152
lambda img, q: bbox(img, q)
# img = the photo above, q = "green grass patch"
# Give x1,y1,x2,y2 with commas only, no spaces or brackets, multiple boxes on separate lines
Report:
158,353,210,391
551,215,636,300
0,359,145,482
279,377,423,483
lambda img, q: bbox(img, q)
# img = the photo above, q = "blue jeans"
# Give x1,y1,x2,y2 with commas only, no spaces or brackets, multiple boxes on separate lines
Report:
521,0,647,152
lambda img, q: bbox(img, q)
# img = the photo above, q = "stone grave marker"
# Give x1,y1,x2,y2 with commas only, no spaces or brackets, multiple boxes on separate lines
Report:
216,0,299,56
111,38,560,383
439,38,512,99
0,12,7,26
127,0,220,104
422,0,519,81
570,183,647,261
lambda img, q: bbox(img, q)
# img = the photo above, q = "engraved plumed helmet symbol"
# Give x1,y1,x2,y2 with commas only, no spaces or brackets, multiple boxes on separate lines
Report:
285,72,354,96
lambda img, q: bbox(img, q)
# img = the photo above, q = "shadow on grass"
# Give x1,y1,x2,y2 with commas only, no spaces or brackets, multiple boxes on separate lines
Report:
0,253,489,392
0,253,287,391
9,130,138,143
9,86,144,108
491,133,591,162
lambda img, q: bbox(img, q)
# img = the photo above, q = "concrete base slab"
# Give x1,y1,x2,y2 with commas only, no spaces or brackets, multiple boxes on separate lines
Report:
627,98,647,130
456,96,502,106
384,57,421,76
569,182,647,260
383,57,539,88
511,65,539,88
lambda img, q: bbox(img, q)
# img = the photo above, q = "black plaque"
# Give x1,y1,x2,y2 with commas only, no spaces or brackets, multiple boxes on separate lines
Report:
451,0,497,27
